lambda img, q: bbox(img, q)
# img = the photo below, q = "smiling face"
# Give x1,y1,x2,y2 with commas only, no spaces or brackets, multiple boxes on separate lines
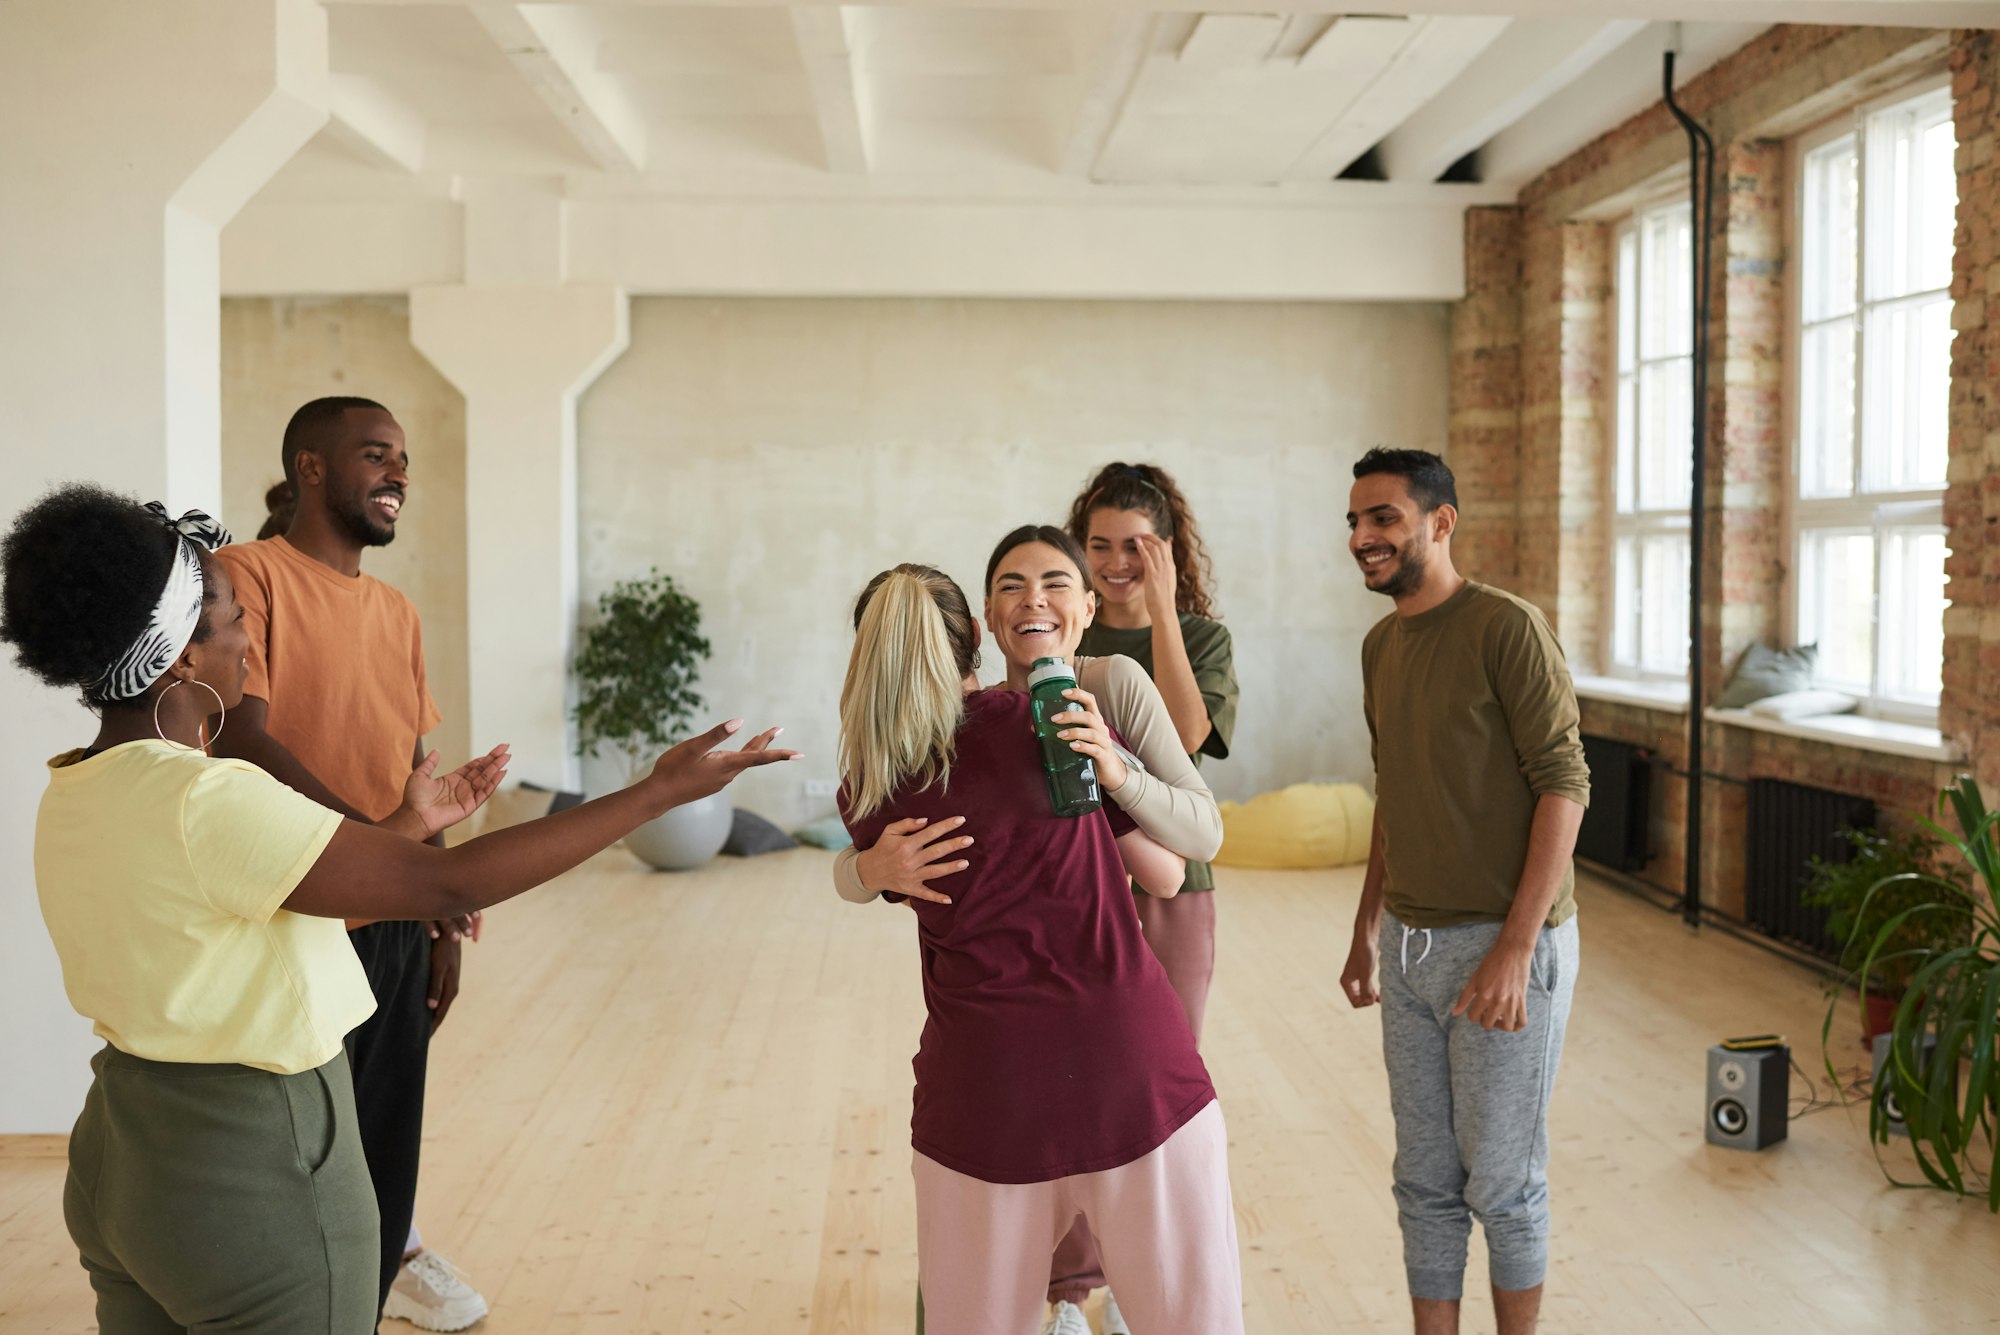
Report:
189,552,251,710
311,407,408,548
1083,507,1158,610
1346,472,1452,601
984,540,1097,673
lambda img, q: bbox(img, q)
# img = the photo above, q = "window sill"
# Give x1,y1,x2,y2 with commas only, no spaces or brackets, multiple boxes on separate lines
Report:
1573,675,1690,714
1704,707,1964,763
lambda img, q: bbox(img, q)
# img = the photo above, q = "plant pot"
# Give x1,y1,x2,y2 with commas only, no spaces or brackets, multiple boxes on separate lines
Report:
625,792,733,871
1860,989,1900,1047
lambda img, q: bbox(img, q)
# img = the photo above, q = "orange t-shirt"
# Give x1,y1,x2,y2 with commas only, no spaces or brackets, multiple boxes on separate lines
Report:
214,536,442,823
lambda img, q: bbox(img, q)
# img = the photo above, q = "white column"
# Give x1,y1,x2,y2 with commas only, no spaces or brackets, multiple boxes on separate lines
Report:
0,0,327,1132
410,269,628,792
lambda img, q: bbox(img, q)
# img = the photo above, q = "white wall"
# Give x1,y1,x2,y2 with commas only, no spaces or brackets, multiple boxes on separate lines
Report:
577,297,1447,827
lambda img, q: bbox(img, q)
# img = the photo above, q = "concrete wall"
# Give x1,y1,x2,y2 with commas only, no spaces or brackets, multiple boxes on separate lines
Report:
219,296,471,768
576,296,1449,827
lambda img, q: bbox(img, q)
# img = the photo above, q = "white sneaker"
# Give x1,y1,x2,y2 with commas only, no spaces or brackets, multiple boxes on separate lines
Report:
1042,1300,1092,1335
383,1249,490,1332
1102,1288,1132,1335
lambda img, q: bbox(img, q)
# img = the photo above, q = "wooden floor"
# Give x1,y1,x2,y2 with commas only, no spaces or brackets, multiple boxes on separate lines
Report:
3,852,1997,1333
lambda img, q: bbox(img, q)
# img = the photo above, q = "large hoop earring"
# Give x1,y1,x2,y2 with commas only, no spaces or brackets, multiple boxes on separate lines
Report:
154,678,227,753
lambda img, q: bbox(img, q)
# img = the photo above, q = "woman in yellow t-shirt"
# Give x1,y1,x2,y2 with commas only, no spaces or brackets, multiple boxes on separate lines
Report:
2,485,798,1335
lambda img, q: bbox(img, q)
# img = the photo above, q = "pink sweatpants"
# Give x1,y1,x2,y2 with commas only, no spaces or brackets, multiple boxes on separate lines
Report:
912,1101,1243,1335
1050,889,1217,1303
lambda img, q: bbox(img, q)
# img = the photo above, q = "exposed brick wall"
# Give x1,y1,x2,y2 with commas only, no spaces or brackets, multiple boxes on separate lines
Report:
1447,23,1996,913
1945,30,2000,795
1712,140,1787,686
1516,219,1609,652
1448,206,1523,587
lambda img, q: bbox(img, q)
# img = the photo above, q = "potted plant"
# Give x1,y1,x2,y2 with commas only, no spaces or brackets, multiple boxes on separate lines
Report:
573,569,730,871
1825,776,1997,1208
1802,824,1967,1043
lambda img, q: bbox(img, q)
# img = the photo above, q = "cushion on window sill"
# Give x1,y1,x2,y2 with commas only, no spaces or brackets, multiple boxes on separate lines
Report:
1744,688,1860,720
1714,642,1818,709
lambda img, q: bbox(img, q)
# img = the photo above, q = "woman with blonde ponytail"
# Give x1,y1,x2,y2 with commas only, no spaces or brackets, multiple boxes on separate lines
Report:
837,563,1244,1335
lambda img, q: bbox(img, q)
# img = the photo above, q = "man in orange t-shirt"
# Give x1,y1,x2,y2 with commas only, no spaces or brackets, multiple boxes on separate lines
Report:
212,397,491,1332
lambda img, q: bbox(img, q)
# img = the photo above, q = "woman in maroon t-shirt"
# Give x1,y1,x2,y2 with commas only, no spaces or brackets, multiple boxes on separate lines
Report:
838,561,1244,1335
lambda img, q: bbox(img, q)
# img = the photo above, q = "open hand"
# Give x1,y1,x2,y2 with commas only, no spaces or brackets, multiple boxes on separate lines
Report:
402,744,510,839
1134,532,1179,619
856,815,974,905
649,719,800,806
1051,687,1128,792
1451,941,1534,1031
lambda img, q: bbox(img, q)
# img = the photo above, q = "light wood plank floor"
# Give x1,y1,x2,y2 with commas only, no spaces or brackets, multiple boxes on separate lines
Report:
4,852,1997,1333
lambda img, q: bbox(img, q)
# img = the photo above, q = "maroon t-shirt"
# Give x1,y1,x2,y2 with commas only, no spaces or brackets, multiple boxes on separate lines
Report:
841,689,1215,1185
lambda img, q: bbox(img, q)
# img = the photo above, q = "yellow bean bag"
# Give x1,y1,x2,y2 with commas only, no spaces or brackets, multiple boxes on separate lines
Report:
1214,782,1375,869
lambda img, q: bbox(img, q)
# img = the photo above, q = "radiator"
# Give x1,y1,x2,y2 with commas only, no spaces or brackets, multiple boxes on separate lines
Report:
1745,778,1875,958
1575,734,1649,872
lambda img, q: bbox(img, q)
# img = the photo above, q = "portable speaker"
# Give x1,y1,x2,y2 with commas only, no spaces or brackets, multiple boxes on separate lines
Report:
1705,1045,1788,1150
1871,1032,1950,1138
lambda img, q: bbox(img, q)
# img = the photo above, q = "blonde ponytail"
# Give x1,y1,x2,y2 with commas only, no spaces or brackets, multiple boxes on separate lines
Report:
839,565,978,819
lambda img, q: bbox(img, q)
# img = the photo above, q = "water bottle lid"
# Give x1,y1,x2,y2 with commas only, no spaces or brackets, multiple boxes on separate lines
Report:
1027,656,1074,689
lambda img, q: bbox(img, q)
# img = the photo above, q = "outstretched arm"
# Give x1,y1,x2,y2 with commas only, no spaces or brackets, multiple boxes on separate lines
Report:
285,721,798,922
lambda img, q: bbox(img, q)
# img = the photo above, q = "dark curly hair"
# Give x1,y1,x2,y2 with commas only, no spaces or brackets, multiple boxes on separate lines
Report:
984,524,1095,600
1065,462,1217,619
1,484,215,709
1352,447,1458,514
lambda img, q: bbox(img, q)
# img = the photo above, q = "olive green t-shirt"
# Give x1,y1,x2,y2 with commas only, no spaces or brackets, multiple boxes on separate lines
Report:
1361,582,1591,929
1078,613,1238,894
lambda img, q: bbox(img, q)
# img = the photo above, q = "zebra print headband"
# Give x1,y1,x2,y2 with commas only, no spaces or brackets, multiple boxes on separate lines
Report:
86,503,234,704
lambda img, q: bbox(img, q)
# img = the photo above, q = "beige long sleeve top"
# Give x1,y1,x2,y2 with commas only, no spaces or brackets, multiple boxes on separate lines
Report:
832,654,1222,903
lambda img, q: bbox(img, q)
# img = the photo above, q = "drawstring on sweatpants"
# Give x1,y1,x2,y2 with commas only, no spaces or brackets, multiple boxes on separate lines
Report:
1400,924,1433,974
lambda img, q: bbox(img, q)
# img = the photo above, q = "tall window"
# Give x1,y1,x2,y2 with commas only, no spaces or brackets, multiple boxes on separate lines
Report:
1795,84,1954,718
1608,199,1694,679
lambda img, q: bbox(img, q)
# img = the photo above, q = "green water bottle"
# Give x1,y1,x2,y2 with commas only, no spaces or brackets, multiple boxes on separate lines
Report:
1028,656,1102,818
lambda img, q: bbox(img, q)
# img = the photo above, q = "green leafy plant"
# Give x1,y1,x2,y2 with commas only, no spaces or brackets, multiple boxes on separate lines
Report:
1803,825,1966,995
1822,777,1998,1208
573,569,711,778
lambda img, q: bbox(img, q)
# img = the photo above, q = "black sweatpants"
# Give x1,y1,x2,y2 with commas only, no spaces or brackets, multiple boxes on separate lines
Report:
344,920,432,1320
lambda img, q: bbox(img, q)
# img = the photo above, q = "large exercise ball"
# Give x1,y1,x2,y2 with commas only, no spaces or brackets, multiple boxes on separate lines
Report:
625,792,733,871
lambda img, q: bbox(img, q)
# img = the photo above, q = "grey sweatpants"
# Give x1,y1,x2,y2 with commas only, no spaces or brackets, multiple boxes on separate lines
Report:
1378,912,1579,1302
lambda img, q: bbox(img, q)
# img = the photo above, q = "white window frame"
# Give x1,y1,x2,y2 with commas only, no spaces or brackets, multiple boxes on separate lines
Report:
1603,192,1696,683
1785,77,1953,725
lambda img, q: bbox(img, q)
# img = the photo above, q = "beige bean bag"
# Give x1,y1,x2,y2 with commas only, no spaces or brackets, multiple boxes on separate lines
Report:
1213,782,1375,869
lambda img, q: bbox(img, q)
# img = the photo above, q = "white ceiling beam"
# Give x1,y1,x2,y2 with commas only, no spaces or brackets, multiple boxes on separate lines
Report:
321,0,2000,23
467,4,647,173
1284,16,1511,182
790,7,871,174
1377,18,1646,183
1057,14,1156,179
326,73,426,174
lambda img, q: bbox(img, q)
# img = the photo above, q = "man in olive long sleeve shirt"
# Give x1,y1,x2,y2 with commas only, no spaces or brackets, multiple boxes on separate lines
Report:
1339,448,1589,1335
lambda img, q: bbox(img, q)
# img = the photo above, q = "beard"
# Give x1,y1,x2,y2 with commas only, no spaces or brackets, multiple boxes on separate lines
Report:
328,479,398,548
1370,541,1428,599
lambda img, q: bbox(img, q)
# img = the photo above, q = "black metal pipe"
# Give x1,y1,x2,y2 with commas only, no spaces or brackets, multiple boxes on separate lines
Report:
1663,48,1716,930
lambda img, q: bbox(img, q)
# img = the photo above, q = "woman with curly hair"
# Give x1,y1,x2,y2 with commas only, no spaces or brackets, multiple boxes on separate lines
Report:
1041,461,1240,1334
2,484,793,1334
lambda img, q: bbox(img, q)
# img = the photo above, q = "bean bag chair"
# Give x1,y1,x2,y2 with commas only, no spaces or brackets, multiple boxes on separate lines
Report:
1213,782,1374,869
